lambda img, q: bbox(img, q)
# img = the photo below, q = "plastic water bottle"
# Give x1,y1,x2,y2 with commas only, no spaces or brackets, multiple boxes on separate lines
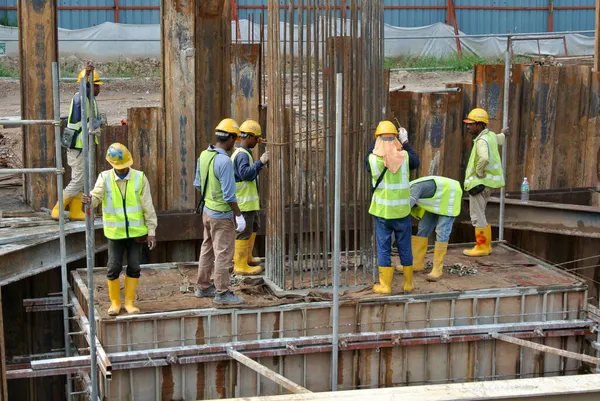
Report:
520,177,530,203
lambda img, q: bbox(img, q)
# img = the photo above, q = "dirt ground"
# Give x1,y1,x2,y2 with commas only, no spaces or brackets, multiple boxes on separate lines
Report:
81,246,581,319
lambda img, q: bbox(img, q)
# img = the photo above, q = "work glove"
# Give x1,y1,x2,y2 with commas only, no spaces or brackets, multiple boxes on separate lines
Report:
235,214,246,233
260,151,269,164
398,127,409,145
501,127,509,135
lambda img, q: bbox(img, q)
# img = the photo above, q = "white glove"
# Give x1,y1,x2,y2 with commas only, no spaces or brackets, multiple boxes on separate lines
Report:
398,127,408,144
235,214,246,233
260,151,269,164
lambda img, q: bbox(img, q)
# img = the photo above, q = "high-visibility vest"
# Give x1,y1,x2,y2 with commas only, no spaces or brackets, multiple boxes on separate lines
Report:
67,92,99,149
231,147,260,212
368,152,411,219
101,168,149,240
410,176,462,219
464,129,505,191
198,150,231,212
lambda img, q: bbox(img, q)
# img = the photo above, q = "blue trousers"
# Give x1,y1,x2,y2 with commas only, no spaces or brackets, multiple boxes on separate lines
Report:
416,212,455,243
375,216,413,267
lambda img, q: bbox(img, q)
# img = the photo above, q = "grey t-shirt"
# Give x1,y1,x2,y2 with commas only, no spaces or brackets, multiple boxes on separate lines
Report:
410,179,437,208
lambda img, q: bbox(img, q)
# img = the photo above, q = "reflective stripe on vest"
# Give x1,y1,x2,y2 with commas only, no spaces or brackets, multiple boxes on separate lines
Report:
410,176,463,218
464,130,505,191
67,92,99,149
198,150,231,212
231,147,260,211
101,169,149,240
368,152,411,219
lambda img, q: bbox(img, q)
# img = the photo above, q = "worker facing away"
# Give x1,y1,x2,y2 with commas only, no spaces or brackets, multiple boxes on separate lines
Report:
51,63,103,221
368,120,419,295
401,176,463,282
82,143,158,316
194,118,246,305
463,108,506,257
231,119,269,275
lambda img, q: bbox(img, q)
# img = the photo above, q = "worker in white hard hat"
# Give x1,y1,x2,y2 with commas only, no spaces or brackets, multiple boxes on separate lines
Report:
82,143,158,316
51,62,103,221
462,108,507,257
194,118,246,305
367,121,420,295
231,119,269,276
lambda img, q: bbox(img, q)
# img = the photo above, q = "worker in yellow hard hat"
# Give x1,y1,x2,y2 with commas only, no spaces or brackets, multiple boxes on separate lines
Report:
51,62,104,221
194,118,245,305
462,108,507,257
82,143,158,316
231,119,269,276
367,121,420,295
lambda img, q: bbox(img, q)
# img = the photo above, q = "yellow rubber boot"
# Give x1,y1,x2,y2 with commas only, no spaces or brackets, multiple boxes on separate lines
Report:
403,265,415,293
426,242,448,282
124,276,140,314
68,193,87,221
463,225,492,257
247,233,262,266
234,240,263,275
397,236,429,272
107,279,121,316
373,267,394,294
50,192,73,220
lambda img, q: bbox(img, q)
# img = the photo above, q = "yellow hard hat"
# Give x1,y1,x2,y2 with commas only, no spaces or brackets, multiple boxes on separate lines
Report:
239,119,262,138
375,120,399,137
77,69,103,85
106,143,133,169
215,118,240,137
463,108,489,124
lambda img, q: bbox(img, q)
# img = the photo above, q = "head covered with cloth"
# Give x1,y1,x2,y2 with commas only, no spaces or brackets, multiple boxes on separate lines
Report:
372,120,408,174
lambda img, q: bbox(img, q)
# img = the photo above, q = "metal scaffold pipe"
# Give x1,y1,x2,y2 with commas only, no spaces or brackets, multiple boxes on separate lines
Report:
52,61,73,401
498,40,511,241
0,119,59,127
0,167,63,175
80,77,99,400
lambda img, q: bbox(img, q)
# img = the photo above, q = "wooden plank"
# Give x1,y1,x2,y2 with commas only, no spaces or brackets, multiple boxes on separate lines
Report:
231,44,261,123
584,71,600,207
162,0,196,210
505,64,525,192
18,0,59,210
595,0,600,72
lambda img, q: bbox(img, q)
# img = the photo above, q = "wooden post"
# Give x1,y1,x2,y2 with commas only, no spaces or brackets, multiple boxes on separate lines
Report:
18,0,59,210
595,0,600,72
231,44,261,125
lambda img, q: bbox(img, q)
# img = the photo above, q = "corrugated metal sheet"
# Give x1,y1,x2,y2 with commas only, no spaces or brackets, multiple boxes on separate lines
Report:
0,0,596,34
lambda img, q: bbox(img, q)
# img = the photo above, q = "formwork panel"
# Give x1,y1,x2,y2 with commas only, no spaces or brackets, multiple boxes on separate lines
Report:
427,343,450,382
407,302,427,329
494,340,520,380
237,313,259,342
306,308,330,336
383,303,406,330
497,296,522,324
358,348,379,389
476,340,493,380
477,298,496,325
388,346,406,386
211,314,234,344
258,356,281,395
338,350,355,389
544,337,563,377
359,304,385,332
524,294,544,322
338,305,358,334
449,342,472,383
406,346,427,384
304,353,331,392
454,299,476,326
429,300,452,328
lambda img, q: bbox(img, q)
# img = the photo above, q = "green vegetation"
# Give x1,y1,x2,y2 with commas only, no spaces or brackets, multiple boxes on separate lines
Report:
384,54,530,71
0,14,17,27
0,63,18,78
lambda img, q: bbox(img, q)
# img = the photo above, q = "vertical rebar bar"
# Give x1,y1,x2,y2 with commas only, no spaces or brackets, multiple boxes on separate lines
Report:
331,72,342,392
498,38,511,241
80,77,99,400
52,62,72,401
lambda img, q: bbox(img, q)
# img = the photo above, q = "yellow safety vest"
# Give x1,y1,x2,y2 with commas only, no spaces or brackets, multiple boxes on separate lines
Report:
368,152,411,219
231,147,260,212
101,169,148,240
67,92,99,149
198,150,231,212
410,176,462,219
464,129,505,191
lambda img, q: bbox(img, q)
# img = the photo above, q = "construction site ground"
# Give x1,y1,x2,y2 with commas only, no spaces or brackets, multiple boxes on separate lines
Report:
81,245,582,319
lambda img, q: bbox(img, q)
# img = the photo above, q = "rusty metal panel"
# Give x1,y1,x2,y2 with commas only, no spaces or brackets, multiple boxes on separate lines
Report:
18,0,59,210
231,43,260,122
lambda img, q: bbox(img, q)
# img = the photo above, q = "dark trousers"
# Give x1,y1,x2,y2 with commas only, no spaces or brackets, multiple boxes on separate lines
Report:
374,216,413,267
236,210,260,240
107,238,143,280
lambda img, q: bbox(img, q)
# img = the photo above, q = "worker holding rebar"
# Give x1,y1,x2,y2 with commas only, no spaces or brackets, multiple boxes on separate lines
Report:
51,62,103,221
82,143,158,316
231,119,269,276
368,121,419,294
462,108,507,257
399,176,463,282
194,118,246,305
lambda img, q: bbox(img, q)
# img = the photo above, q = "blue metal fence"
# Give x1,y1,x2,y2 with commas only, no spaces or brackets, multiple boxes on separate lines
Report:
0,0,596,34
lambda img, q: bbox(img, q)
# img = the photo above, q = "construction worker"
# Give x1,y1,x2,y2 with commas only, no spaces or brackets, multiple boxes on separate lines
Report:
368,121,419,294
194,118,246,305
51,63,102,221
82,143,157,316
231,120,269,275
402,176,462,282
462,108,506,257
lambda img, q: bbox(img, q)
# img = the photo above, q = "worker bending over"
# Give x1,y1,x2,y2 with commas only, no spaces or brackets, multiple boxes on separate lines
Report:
368,121,419,294
463,108,506,257
82,143,157,315
194,118,246,305
402,176,462,282
52,63,102,221
231,120,269,275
